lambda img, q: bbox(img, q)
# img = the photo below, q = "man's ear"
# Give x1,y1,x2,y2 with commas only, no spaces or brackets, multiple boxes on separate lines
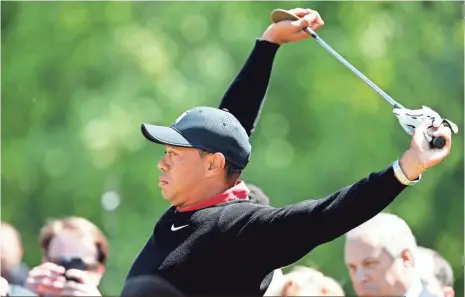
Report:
443,286,455,297
90,264,106,285
400,249,414,268
205,153,226,177
95,264,105,276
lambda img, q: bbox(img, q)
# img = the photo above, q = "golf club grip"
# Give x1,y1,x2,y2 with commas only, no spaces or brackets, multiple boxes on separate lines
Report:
431,136,446,149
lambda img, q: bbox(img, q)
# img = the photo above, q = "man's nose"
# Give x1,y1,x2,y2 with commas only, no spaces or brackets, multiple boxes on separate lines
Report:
158,156,169,172
355,268,370,282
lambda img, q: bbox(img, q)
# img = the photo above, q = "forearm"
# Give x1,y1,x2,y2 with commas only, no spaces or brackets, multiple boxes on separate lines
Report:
219,39,280,137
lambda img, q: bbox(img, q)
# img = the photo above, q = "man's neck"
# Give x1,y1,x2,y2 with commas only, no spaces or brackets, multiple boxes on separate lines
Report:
176,182,231,210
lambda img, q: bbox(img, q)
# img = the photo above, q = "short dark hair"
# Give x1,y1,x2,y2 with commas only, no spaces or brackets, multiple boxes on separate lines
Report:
198,149,242,179
39,216,109,265
245,183,271,206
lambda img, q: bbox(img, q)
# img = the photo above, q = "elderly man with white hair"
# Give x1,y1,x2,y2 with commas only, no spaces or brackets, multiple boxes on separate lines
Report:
415,246,455,297
344,212,437,297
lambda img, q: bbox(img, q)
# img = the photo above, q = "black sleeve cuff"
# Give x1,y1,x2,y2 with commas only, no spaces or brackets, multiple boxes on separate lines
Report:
254,38,280,56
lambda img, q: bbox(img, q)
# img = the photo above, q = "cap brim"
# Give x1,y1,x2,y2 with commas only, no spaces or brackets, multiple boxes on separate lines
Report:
141,124,192,147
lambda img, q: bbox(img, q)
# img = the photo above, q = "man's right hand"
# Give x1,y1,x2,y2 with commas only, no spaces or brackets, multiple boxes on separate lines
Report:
25,262,101,296
25,262,67,296
261,8,324,45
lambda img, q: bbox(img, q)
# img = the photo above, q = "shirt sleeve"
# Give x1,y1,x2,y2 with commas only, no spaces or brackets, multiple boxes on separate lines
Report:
218,39,280,137
218,164,407,271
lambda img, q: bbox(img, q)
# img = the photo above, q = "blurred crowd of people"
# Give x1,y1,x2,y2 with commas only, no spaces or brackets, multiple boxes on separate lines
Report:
0,183,455,297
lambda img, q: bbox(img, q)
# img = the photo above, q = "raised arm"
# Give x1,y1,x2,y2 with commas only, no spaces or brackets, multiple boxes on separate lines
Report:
218,39,279,137
218,8,325,137
219,121,453,271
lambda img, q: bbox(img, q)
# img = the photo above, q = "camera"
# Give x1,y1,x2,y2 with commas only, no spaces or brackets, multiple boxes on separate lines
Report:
54,257,90,283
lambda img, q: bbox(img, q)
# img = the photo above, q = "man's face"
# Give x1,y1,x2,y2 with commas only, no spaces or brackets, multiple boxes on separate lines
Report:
281,271,344,297
47,230,104,285
283,280,343,296
0,227,22,274
283,281,324,296
344,238,407,296
158,145,210,206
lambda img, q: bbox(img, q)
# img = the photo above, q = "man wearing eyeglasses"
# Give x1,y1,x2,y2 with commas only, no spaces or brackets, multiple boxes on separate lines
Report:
24,217,109,296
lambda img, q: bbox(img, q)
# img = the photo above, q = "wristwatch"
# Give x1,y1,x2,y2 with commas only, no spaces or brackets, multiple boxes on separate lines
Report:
392,159,421,186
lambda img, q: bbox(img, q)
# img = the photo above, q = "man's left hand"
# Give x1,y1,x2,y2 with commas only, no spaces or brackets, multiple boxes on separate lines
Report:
399,120,453,180
261,8,324,45
59,269,101,296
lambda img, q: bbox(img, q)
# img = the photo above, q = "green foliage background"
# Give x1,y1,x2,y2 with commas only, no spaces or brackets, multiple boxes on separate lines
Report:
2,1,463,296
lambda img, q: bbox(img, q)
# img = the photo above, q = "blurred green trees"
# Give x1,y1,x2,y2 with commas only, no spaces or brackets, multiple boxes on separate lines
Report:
2,1,463,296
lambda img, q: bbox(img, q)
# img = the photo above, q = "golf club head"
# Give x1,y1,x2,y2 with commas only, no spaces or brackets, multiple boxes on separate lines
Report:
270,9,317,36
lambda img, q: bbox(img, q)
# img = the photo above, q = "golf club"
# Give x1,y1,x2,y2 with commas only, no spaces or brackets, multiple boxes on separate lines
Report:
270,9,453,149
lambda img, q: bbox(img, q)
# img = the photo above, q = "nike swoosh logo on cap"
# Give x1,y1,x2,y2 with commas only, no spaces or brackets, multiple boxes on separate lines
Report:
171,224,188,231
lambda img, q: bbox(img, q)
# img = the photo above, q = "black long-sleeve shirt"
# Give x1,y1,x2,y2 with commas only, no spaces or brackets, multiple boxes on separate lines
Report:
124,39,408,296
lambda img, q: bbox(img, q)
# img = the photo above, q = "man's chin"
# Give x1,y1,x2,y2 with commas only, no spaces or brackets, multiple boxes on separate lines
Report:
160,189,170,200
363,292,379,297
357,289,378,297
161,191,178,205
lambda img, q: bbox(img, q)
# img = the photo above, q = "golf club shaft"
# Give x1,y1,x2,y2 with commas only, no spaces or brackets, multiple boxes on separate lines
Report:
303,28,405,109
303,28,447,149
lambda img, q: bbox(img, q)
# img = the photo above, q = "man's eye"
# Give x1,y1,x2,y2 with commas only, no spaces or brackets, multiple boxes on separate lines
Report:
365,261,377,268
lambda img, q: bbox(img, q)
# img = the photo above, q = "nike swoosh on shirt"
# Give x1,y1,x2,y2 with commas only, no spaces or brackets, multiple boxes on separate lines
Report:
171,224,189,231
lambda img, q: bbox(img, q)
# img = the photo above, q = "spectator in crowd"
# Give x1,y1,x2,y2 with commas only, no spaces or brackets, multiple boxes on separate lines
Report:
0,222,36,297
0,277,36,297
276,265,344,296
344,212,437,297
416,246,455,297
1,277,9,297
0,222,29,286
25,217,108,297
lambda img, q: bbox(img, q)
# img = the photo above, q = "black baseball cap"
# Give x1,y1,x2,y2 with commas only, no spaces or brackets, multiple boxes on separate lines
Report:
141,106,251,169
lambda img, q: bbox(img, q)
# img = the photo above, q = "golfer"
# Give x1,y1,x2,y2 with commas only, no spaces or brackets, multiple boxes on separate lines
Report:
123,8,453,296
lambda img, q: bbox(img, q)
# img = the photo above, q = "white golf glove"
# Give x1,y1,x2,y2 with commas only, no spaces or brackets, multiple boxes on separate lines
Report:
393,106,459,142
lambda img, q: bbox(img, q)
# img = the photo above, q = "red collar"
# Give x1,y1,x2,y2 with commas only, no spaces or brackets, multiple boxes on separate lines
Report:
177,180,250,212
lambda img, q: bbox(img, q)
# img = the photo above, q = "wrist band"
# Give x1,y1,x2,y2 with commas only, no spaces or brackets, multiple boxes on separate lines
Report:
392,159,421,186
